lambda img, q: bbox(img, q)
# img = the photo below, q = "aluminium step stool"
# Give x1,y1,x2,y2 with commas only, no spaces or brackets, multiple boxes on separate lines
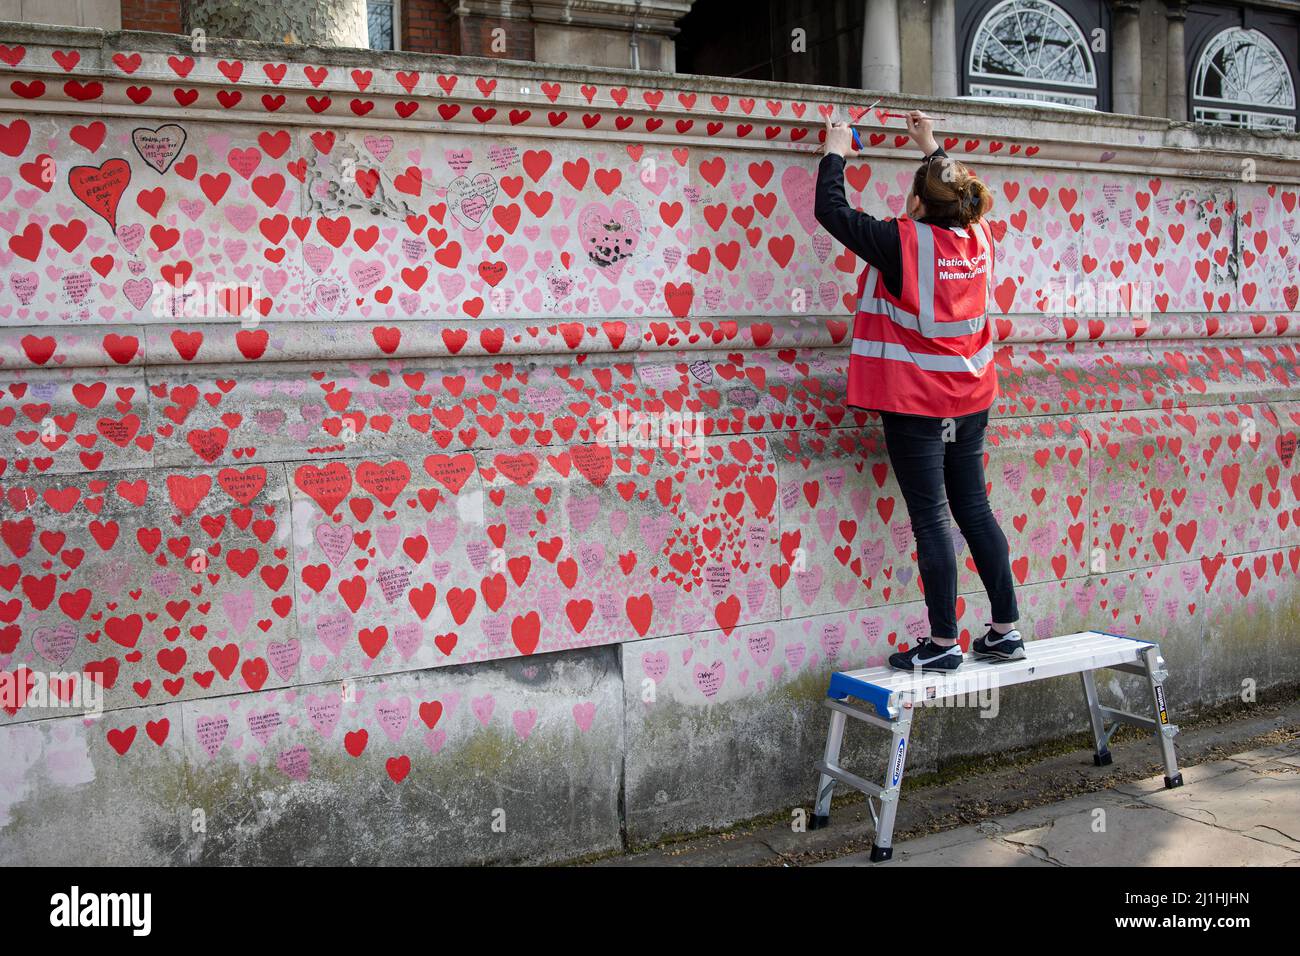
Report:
809,630,1182,862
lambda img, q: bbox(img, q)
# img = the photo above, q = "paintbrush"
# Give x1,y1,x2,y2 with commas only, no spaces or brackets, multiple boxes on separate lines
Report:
878,109,947,121
842,101,946,150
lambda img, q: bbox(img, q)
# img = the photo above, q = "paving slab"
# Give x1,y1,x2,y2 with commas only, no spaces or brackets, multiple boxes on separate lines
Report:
1138,764,1300,850
981,788,1134,834
1001,802,1298,867
1110,758,1242,797
1221,743,1300,766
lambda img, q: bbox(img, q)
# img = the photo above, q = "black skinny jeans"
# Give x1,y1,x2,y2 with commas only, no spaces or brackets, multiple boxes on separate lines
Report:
879,408,1019,640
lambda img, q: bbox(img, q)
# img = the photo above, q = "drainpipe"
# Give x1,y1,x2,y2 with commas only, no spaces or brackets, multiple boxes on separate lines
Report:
630,0,643,71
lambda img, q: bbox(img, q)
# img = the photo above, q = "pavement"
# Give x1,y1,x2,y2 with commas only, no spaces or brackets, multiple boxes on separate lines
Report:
590,697,1300,867
825,743,1300,866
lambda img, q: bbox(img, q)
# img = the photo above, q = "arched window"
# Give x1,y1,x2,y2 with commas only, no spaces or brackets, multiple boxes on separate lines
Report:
966,0,1099,108
1192,28,1296,131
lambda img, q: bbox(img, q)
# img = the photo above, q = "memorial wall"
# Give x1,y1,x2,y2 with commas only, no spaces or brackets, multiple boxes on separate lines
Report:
0,23,1298,863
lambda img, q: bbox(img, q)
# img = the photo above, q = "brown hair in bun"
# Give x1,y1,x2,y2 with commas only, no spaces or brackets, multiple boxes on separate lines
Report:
911,155,993,227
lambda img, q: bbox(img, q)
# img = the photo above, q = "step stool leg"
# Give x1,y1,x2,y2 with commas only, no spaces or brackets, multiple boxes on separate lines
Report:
1140,645,1182,788
811,708,846,830
870,714,913,862
1080,670,1111,766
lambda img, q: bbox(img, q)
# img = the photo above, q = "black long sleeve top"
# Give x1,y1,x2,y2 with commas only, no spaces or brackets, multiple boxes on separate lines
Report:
813,146,948,299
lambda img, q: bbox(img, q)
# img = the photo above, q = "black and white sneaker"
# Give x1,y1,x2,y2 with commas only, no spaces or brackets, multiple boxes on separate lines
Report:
972,626,1026,661
888,638,964,673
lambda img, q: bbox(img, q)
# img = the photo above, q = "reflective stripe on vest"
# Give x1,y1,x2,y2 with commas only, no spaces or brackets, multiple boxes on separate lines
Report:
850,335,995,374
853,221,988,340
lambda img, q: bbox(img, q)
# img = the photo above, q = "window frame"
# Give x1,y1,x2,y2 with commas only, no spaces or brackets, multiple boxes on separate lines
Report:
367,0,402,53
1185,3,1298,131
957,0,1111,111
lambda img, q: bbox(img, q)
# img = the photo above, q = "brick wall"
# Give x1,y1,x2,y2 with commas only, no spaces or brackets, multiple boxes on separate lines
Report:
403,0,457,54
403,0,535,59
121,0,182,34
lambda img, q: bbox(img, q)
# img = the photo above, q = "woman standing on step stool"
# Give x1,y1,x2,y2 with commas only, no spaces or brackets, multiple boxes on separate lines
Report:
815,110,1022,674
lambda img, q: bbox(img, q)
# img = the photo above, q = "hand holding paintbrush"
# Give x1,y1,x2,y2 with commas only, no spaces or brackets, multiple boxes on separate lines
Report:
862,97,947,122
878,109,947,121
832,103,945,156
902,109,941,157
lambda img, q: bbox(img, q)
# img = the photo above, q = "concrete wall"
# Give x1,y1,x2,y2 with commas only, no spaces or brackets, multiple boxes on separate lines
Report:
0,21,1298,863
534,23,676,74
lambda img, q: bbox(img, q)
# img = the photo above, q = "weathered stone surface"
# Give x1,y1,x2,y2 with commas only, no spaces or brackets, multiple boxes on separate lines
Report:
621,608,897,844
0,645,622,865
1086,403,1285,574
0,703,188,865
825,762,1300,866
1200,542,1300,705
183,646,622,865
826,834,1050,866
0,364,153,477
0,464,297,723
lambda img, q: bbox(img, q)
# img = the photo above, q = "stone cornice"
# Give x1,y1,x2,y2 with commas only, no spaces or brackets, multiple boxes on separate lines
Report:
529,0,694,35
0,21,1297,183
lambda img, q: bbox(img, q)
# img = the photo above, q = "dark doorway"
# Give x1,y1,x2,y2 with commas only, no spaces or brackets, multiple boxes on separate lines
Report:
676,0,864,88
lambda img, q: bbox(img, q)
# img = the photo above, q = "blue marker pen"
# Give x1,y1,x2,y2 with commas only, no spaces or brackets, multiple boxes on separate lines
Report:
851,128,863,151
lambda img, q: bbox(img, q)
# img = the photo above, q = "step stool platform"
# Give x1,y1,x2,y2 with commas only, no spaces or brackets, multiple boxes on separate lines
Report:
828,630,1155,718
811,629,1181,862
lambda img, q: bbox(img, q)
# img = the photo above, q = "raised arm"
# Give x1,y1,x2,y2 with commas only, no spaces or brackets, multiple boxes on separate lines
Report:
815,113,945,297
814,151,901,281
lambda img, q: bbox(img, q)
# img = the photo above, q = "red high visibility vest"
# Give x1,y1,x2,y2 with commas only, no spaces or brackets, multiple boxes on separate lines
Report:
847,217,999,418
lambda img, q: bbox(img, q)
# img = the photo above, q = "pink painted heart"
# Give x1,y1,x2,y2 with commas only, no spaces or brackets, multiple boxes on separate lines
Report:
781,165,819,236
578,198,641,285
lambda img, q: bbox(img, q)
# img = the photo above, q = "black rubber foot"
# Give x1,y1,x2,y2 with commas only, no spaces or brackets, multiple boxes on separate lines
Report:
1164,773,1184,789
1093,750,1113,767
809,813,830,831
869,844,893,863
